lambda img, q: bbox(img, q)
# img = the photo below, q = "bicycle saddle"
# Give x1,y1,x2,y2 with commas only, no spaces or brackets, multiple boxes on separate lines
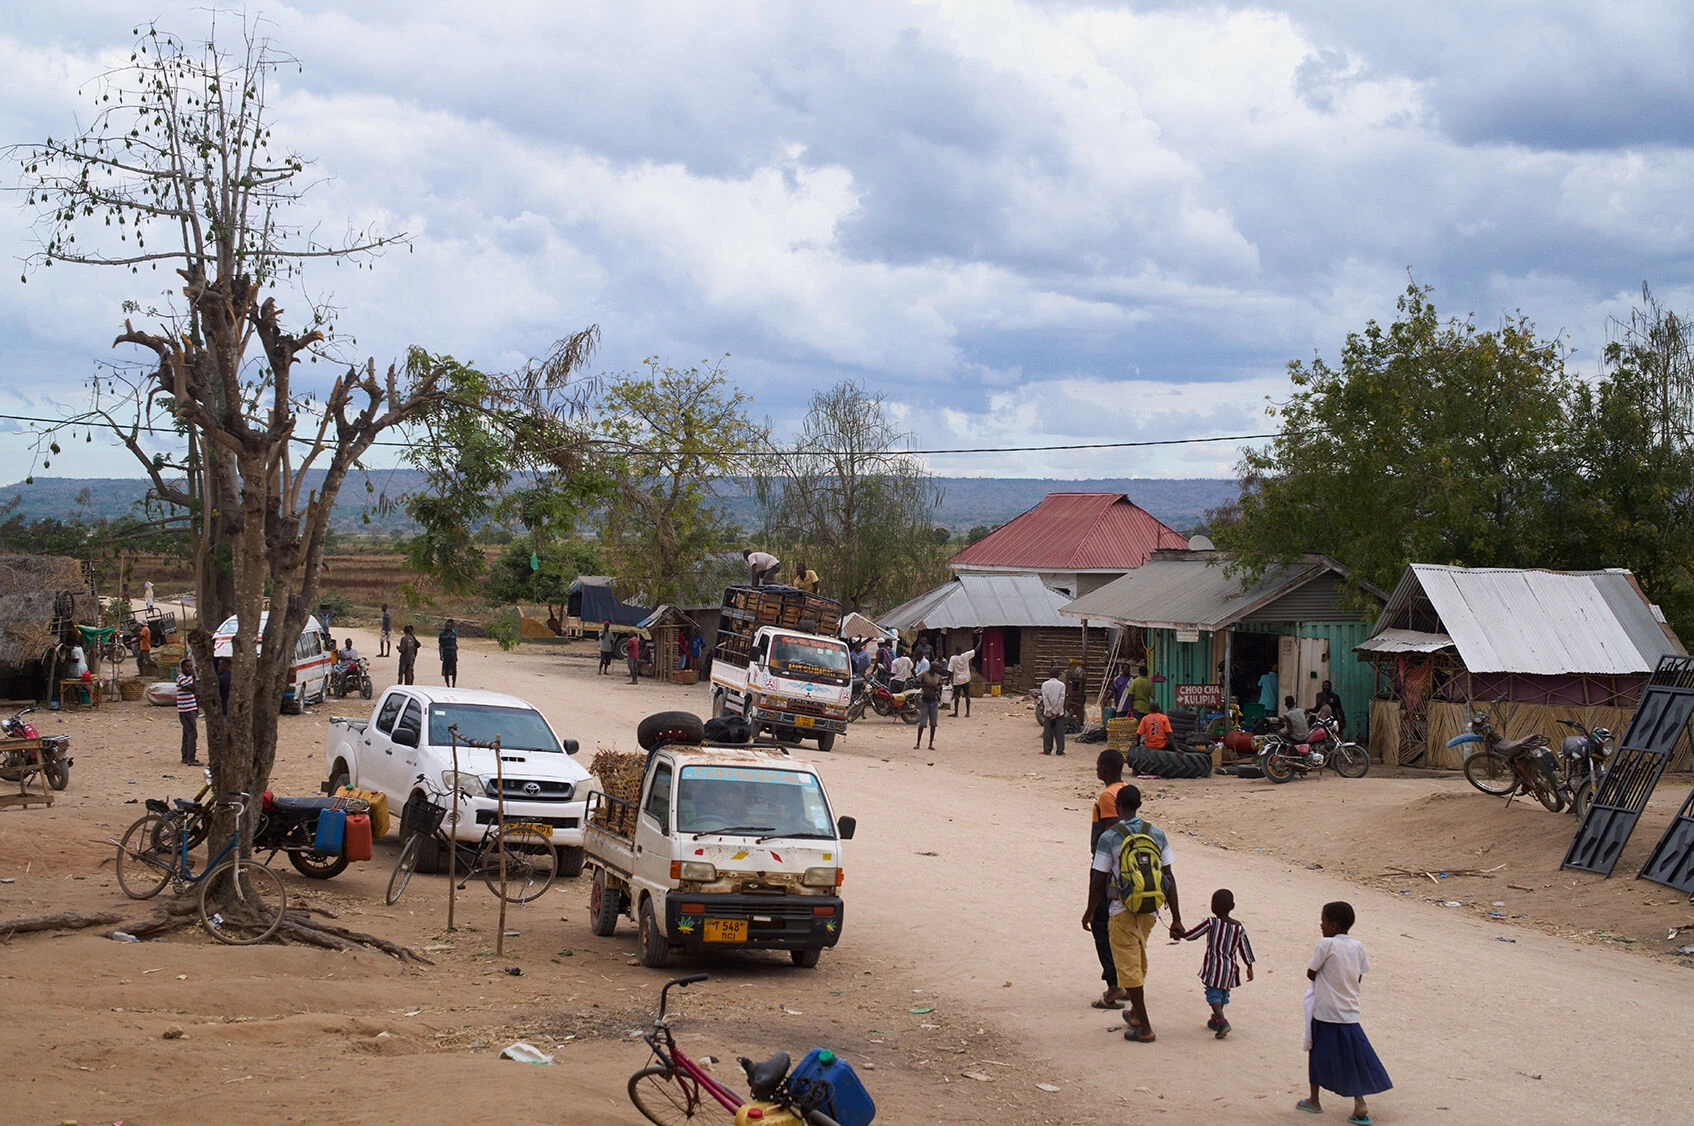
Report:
739,1052,791,1099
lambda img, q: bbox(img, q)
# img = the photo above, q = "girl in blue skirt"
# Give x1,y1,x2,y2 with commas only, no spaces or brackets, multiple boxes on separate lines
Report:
1297,901,1391,1125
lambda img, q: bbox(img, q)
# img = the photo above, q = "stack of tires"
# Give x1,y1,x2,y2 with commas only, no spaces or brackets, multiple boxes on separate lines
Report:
1118,708,1213,779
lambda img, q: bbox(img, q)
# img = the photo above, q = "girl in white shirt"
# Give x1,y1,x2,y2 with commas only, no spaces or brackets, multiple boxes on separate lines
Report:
1298,900,1391,1125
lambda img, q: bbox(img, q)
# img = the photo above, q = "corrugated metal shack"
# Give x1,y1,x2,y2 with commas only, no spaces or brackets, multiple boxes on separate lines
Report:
1060,550,1383,739
1357,565,1688,768
878,573,1108,695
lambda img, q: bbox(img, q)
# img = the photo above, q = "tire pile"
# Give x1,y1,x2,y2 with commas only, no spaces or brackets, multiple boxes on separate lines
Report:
1122,707,1214,780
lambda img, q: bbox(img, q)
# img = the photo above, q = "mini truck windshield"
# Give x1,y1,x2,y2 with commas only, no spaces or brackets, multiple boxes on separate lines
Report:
767,636,850,683
427,704,562,752
676,765,835,839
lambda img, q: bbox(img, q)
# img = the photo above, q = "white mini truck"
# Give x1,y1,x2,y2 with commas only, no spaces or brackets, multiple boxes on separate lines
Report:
584,734,855,969
324,687,595,875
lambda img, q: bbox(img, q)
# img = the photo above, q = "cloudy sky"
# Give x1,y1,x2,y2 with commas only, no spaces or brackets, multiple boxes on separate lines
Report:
1,1,1691,484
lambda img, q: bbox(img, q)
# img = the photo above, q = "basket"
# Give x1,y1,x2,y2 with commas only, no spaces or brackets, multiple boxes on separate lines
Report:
117,677,145,702
1106,716,1139,751
676,669,698,685
401,791,447,837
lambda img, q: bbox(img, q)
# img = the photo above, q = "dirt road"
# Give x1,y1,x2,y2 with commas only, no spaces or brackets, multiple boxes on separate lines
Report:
3,627,1692,1124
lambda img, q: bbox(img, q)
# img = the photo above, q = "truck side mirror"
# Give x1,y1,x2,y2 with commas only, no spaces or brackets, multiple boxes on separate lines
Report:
753,638,768,661
837,815,856,840
563,738,579,755
393,723,419,748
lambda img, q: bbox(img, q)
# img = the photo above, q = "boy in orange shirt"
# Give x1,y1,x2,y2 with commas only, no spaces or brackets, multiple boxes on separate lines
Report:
1137,701,1174,749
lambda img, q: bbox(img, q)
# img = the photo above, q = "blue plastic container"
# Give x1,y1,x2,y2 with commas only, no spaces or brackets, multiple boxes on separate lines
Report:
788,1048,875,1126
314,807,347,853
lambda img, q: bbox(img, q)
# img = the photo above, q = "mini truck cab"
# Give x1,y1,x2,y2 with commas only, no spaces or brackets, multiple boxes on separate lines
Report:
584,742,855,969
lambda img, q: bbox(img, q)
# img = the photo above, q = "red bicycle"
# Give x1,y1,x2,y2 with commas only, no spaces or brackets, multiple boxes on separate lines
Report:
628,974,841,1126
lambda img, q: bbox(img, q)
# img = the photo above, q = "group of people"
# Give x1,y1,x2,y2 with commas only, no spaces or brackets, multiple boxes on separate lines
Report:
849,635,978,750
1084,751,1392,1123
329,604,454,687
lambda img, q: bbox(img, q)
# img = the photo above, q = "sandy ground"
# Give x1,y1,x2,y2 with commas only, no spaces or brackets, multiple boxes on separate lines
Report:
4,626,1694,1125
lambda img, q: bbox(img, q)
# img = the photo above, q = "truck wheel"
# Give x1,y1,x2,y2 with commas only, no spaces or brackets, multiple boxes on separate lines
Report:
558,845,585,878
327,766,350,795
711,690,725,719
637,896,671,968
814,733,836,752
589,871,621,937
791,948,822,968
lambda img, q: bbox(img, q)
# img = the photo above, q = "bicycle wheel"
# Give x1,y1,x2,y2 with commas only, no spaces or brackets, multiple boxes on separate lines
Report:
198,860,286,945
116,813,174,900
386,832,425,905
628,1064,707,1124
481,826,558,903
1464,750,1516,796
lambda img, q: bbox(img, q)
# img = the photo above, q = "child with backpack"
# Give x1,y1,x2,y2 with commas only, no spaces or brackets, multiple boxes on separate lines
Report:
1297,901,1391,1125
1179,889,1255,1038
1080,784,1185,1043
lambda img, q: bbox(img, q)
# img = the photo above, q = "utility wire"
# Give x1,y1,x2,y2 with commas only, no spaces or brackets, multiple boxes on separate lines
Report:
0,409,1277,458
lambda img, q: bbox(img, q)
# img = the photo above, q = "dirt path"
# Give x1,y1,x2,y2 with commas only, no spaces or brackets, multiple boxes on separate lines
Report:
3,628,1692,1124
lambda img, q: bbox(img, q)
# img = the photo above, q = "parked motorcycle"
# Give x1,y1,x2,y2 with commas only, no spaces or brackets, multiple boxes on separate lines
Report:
847,677,869,722
152,782,364,879
1449,705,1564,811
1555,718,1614,820
331,657,373,700
1256,722,1370,783
868,679,919,724
0,706,73,791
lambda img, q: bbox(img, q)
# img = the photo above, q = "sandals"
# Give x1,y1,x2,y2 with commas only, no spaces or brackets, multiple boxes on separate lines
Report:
1123,1028,1156,1042
1090,996,1125,1010
1296,1099,1322,1114
1347,1116,1372,1125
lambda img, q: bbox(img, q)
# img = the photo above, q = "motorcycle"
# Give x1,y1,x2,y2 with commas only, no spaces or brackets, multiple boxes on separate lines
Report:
847,677,869,722
1,707,73,791
1256,721,1370,783
1554,718,1614,820
867,677,919,724
149,775,363,879
331,657,373,700
1449,705,1565,811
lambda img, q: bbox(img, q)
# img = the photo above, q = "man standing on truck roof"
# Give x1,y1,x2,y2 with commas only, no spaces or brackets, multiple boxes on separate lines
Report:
1040,666,1068,756
743,548,781,587
793,561,819,592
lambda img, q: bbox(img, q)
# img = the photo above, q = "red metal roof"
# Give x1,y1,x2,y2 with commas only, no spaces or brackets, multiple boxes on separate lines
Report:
948,492,1189,571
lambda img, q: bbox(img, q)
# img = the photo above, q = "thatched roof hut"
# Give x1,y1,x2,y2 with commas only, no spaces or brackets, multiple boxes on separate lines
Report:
0,554,90,672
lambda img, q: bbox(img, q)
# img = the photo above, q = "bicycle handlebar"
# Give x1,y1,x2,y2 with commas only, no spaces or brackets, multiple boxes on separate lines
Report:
658,973,709,1020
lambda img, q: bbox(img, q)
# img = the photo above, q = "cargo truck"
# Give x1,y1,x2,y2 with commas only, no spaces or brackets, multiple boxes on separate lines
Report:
709,585,851,752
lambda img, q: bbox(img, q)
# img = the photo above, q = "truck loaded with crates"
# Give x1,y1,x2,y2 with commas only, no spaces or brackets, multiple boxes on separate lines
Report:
583,710,856,969
709,585,851,752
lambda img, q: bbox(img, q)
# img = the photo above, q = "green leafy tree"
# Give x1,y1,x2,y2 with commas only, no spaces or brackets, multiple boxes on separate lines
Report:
755,381,947,611
484,537,602,610
594,359,765,604
1210,284,1569,595
1544,285,1694,636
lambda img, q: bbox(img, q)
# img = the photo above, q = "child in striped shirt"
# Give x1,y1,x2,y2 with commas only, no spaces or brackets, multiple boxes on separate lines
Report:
1180,888,1255,1038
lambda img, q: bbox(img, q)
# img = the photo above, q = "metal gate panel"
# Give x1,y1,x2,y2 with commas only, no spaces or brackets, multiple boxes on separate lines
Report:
1563,656,1694,877
1638,786,1694,894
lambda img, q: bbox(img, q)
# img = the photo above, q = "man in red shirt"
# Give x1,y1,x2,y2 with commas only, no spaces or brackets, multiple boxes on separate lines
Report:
625,633,642,684
1137,701,1174,750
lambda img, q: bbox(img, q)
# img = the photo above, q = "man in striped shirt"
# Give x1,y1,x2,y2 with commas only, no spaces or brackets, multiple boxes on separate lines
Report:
1179,888,1255,1038
176,657,201,766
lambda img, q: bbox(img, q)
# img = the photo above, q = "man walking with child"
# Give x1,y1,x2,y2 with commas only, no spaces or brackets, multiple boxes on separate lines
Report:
1082,784,1184,1042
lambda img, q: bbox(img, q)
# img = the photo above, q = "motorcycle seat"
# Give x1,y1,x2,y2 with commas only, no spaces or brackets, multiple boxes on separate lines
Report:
1495,735,1543,753
270,795,340,812
740,1051,791,1099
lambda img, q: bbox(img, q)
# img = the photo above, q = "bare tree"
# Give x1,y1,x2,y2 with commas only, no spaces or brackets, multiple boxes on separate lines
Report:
9,20,595,864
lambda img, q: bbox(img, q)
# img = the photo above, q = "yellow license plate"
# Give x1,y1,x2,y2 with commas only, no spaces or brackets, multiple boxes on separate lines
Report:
704,918,748,943
793,715,814,727
508,821,553,837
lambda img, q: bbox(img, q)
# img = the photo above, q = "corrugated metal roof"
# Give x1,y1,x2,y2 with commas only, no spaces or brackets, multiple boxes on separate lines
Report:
1370,565,1685,675
1354,628,1454,655
1058,551,1363,630
839,612,894,640
878,573,1076,631
948,492,1188,571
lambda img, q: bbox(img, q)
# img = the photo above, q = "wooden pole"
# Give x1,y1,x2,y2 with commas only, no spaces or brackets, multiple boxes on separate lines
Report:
495,734,508,958
447,729,459,932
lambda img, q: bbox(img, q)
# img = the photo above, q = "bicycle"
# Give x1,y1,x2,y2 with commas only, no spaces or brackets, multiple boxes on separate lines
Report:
628,974,843,1126
110,791,288,945
384,778,558,906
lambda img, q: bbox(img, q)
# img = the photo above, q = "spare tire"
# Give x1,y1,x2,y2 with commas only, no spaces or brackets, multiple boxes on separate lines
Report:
636,710,705,751
1124,747,1212,779
703,715,753,744
1166,708,1201,735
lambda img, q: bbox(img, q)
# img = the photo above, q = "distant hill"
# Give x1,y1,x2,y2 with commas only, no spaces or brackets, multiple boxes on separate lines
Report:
1,474,1239,537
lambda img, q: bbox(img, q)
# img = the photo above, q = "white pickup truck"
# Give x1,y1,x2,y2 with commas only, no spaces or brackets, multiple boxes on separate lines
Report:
324,686,596,875
584,740,855,969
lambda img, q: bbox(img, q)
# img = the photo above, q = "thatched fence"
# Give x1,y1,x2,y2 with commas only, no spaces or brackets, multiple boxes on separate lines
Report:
0,555,89,674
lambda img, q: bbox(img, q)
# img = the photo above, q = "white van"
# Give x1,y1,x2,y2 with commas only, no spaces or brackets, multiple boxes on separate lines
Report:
212,612,334,713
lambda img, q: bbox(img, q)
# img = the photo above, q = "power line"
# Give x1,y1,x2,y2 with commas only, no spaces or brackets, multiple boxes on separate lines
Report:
0,410,1275,458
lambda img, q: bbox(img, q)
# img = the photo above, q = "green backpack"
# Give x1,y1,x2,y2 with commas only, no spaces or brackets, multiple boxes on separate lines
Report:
1112,823,1166,915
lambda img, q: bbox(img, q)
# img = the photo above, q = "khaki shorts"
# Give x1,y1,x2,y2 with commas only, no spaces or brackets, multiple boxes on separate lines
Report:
1108,910,1158,989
